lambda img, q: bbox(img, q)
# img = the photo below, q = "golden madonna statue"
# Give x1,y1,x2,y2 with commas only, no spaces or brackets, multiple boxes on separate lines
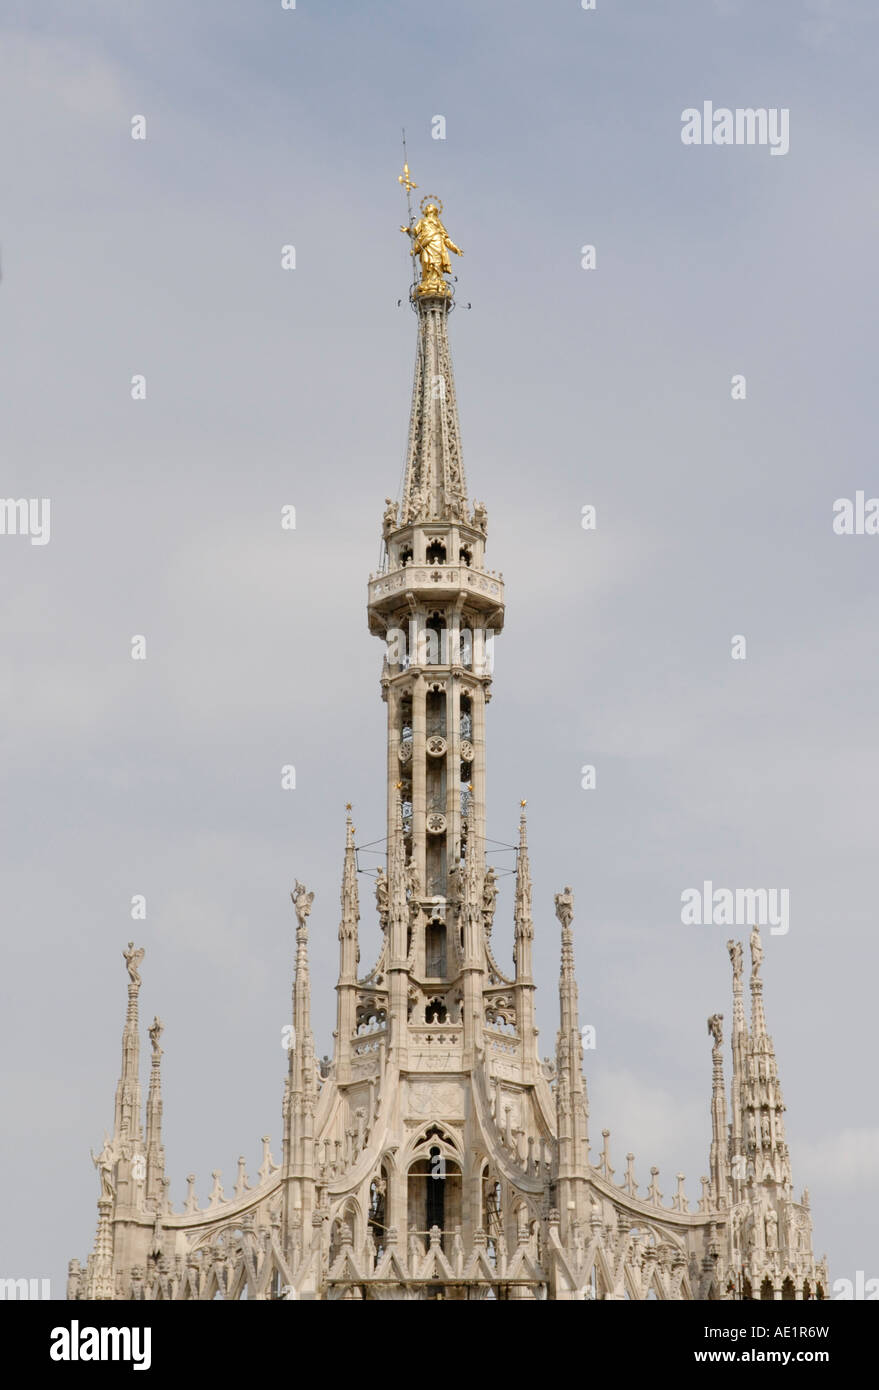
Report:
401,195,463,297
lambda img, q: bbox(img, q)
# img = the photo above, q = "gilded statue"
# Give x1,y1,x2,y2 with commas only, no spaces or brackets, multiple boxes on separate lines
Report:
401,197,463,297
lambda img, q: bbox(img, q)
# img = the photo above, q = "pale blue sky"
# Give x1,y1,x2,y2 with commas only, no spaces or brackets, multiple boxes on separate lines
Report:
1,0,876,1293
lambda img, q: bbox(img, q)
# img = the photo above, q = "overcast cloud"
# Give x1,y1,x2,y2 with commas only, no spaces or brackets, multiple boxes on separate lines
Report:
1,0,876,1293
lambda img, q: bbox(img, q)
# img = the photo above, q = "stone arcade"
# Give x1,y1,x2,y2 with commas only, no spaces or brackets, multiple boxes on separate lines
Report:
69,196,828,1302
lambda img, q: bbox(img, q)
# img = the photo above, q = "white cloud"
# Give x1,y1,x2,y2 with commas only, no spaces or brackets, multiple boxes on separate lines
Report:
587,1065,707,1199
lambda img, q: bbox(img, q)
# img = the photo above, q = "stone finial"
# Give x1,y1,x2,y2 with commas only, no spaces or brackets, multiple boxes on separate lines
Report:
599,1129,614,1182
624,1153,638,1197
235,1155,249,1198
258,1135,276,1183
648,1167,663,1206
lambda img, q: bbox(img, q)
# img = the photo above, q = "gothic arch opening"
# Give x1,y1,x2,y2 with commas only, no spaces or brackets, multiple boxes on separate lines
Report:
368,1164,389,1260
424,612,444,664
460,692,472,739
481,1167,503,1262
426,687,446,737
329,1201,360,1269
425,922,447,978
407,1136,462,1253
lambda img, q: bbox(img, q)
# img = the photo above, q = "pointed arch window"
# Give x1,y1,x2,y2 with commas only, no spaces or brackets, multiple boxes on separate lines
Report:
425,921,446,978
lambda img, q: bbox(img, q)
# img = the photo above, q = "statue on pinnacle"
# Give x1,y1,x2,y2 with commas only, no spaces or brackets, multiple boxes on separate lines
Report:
401,192,463,297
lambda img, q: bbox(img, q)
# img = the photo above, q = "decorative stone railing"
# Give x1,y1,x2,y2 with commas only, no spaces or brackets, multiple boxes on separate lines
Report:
368,564,504,605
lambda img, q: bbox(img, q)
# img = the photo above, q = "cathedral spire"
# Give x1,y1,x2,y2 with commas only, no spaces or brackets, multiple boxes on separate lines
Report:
144,1016,166,1210
338,806,360,970
554,887,589,1230
335,808,360,1083
114,942,145,1148
386,789,411,1065
85,942,147,1298
369,189,503,922
513,802,538,1082
284,882,317,1192
707,1014,728,1209
396,188,468,524
744,925,791,1188
513,802,534,980
727,937,747,1205
400,293,468,525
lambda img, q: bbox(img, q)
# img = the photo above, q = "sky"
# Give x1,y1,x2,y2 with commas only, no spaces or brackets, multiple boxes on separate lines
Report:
1,0,877,1296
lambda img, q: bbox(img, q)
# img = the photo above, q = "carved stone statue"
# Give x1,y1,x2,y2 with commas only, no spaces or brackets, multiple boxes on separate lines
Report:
382,497,398,537
148,1016,164,1057
750,924,763,978
292,880,314,929
92,1137,116,1200
765,1207,778,1252
123,941,145,986
405,859,421,900
401,199,463,297
727,938,742,980
482,864,498,933
407,480,427,522
374,867,389,930
554,886,574,929
471,500,488,534
707,1014,723,1049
